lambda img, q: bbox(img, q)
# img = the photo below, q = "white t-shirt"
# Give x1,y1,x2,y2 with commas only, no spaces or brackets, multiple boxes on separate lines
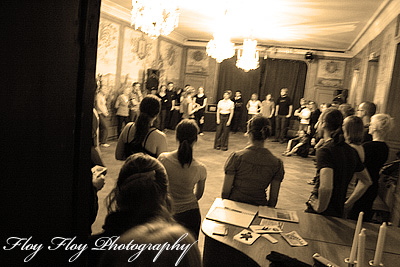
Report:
248,100,261,115
158,152,207,214
218,99,234,114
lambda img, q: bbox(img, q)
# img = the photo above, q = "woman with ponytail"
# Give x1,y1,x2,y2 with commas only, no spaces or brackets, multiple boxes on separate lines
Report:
222,116,284,206
89,153,174,265
306,108,372,218
115,95,168,160
158,119,207,238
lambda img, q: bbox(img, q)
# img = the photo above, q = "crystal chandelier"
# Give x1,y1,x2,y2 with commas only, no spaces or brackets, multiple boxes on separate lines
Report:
236,39,259,72
131,0,179,39
206,32,235,63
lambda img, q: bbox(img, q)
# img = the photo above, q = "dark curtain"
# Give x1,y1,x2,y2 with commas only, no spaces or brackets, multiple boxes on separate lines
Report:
259,58,307,110
217,55,261,102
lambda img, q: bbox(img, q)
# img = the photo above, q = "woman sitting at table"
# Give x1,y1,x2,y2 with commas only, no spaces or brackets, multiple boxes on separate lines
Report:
115,95,168,160
221,116,284,206
158,119,207,238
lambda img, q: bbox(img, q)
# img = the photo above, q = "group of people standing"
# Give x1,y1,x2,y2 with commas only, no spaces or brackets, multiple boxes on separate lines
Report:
96,82,209,148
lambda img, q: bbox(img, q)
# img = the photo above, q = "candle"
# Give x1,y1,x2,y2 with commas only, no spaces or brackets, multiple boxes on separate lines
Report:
349,211,364,263
357,228,366,267
373,222,387,265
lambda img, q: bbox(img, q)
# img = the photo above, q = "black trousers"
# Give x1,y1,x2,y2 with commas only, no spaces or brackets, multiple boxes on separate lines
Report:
194,109,205,133
98,113,109,144
214,114,230,149
174,208,201,239
275,115,289,141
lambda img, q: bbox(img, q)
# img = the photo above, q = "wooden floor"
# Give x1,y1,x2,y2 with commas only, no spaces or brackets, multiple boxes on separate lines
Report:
91,130,317,253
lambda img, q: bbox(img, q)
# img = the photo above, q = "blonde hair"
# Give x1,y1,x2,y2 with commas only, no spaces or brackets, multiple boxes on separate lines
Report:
371,114,394,138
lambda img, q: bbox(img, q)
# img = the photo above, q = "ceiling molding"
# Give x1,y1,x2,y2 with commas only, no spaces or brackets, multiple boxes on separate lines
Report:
102,0,131,23
349,0,400,55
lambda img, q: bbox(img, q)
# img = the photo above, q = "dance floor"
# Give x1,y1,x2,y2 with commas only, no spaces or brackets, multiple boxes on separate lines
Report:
92,130,316,253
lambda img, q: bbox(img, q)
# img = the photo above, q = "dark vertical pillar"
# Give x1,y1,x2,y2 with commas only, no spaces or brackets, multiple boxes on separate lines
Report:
1,0,101,265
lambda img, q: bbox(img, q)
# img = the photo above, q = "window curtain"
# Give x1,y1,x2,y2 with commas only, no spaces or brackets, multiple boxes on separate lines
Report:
259,58,307,110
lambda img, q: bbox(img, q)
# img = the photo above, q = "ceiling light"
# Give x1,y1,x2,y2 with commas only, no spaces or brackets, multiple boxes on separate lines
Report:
131,0,180,39
236,39,259,72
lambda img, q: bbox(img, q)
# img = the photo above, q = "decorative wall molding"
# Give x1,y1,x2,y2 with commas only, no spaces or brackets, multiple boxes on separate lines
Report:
349,0,400,55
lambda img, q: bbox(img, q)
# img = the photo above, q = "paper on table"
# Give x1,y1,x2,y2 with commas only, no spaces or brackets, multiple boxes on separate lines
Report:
258,206,299,223
205,199,258,228
206,207,256,228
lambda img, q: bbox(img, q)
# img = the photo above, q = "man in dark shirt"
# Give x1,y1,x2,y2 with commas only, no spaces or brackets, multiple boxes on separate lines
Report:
306,108,372,218
274,88,293,143
231,90,244,133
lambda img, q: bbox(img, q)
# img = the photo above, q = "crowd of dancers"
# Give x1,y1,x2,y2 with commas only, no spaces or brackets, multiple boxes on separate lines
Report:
90,81,394,265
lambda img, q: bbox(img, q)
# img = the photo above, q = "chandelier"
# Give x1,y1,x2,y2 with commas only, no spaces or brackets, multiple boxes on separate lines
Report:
131,0,179,39
236,39,259,72
206,32,235,63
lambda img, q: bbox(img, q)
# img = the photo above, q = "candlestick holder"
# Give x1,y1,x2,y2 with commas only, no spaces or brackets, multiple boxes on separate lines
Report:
344,258,356,267
369,260,384,266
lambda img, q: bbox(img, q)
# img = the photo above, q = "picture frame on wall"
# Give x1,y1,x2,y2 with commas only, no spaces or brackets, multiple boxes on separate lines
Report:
316,60,346,87
186,48,209,74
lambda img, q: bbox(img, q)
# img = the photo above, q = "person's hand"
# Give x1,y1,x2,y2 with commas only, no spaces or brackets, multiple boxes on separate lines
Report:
286,114,291,118
170,107,174,111
226,121,231,126
216,119,220,125
93,174,105,191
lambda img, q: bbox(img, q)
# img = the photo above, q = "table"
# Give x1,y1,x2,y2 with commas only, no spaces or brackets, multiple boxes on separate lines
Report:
202,198,400,267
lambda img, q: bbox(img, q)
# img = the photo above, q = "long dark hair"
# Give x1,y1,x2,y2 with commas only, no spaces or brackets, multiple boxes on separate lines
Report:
105,153,173,234
247,116,272,141
133,95,161,146
176,119,199,167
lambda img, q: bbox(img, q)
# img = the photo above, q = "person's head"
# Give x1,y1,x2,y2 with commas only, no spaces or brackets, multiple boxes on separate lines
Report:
320,102,332,112
223,90,231,100
132,82,141,91
251,93,258,101
343,115,364,145
308,101,317,111
133,95,161,146
150,88,157,95
300,98,307,106
266,94,272,101
357,101,376,119
369,114,393,139
184,84,190,90
99,220,201,267
167,82,174,91
198,87,204,94
280,88,288,97
320,108,343,141
247,116,272,142
159,85,167,93
338,103,355,118
176,119,199,168
106,154,173,232
235,90,242,97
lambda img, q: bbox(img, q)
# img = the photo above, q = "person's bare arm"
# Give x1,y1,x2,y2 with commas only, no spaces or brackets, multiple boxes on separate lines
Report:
227,108,234,126
195,179,206,200
275,105,279,116
344,169,372,210
287,105,293,118
216,107,221,124
267,179,282,207
221,174,235,199
309,168,333,213
155,133,168,157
